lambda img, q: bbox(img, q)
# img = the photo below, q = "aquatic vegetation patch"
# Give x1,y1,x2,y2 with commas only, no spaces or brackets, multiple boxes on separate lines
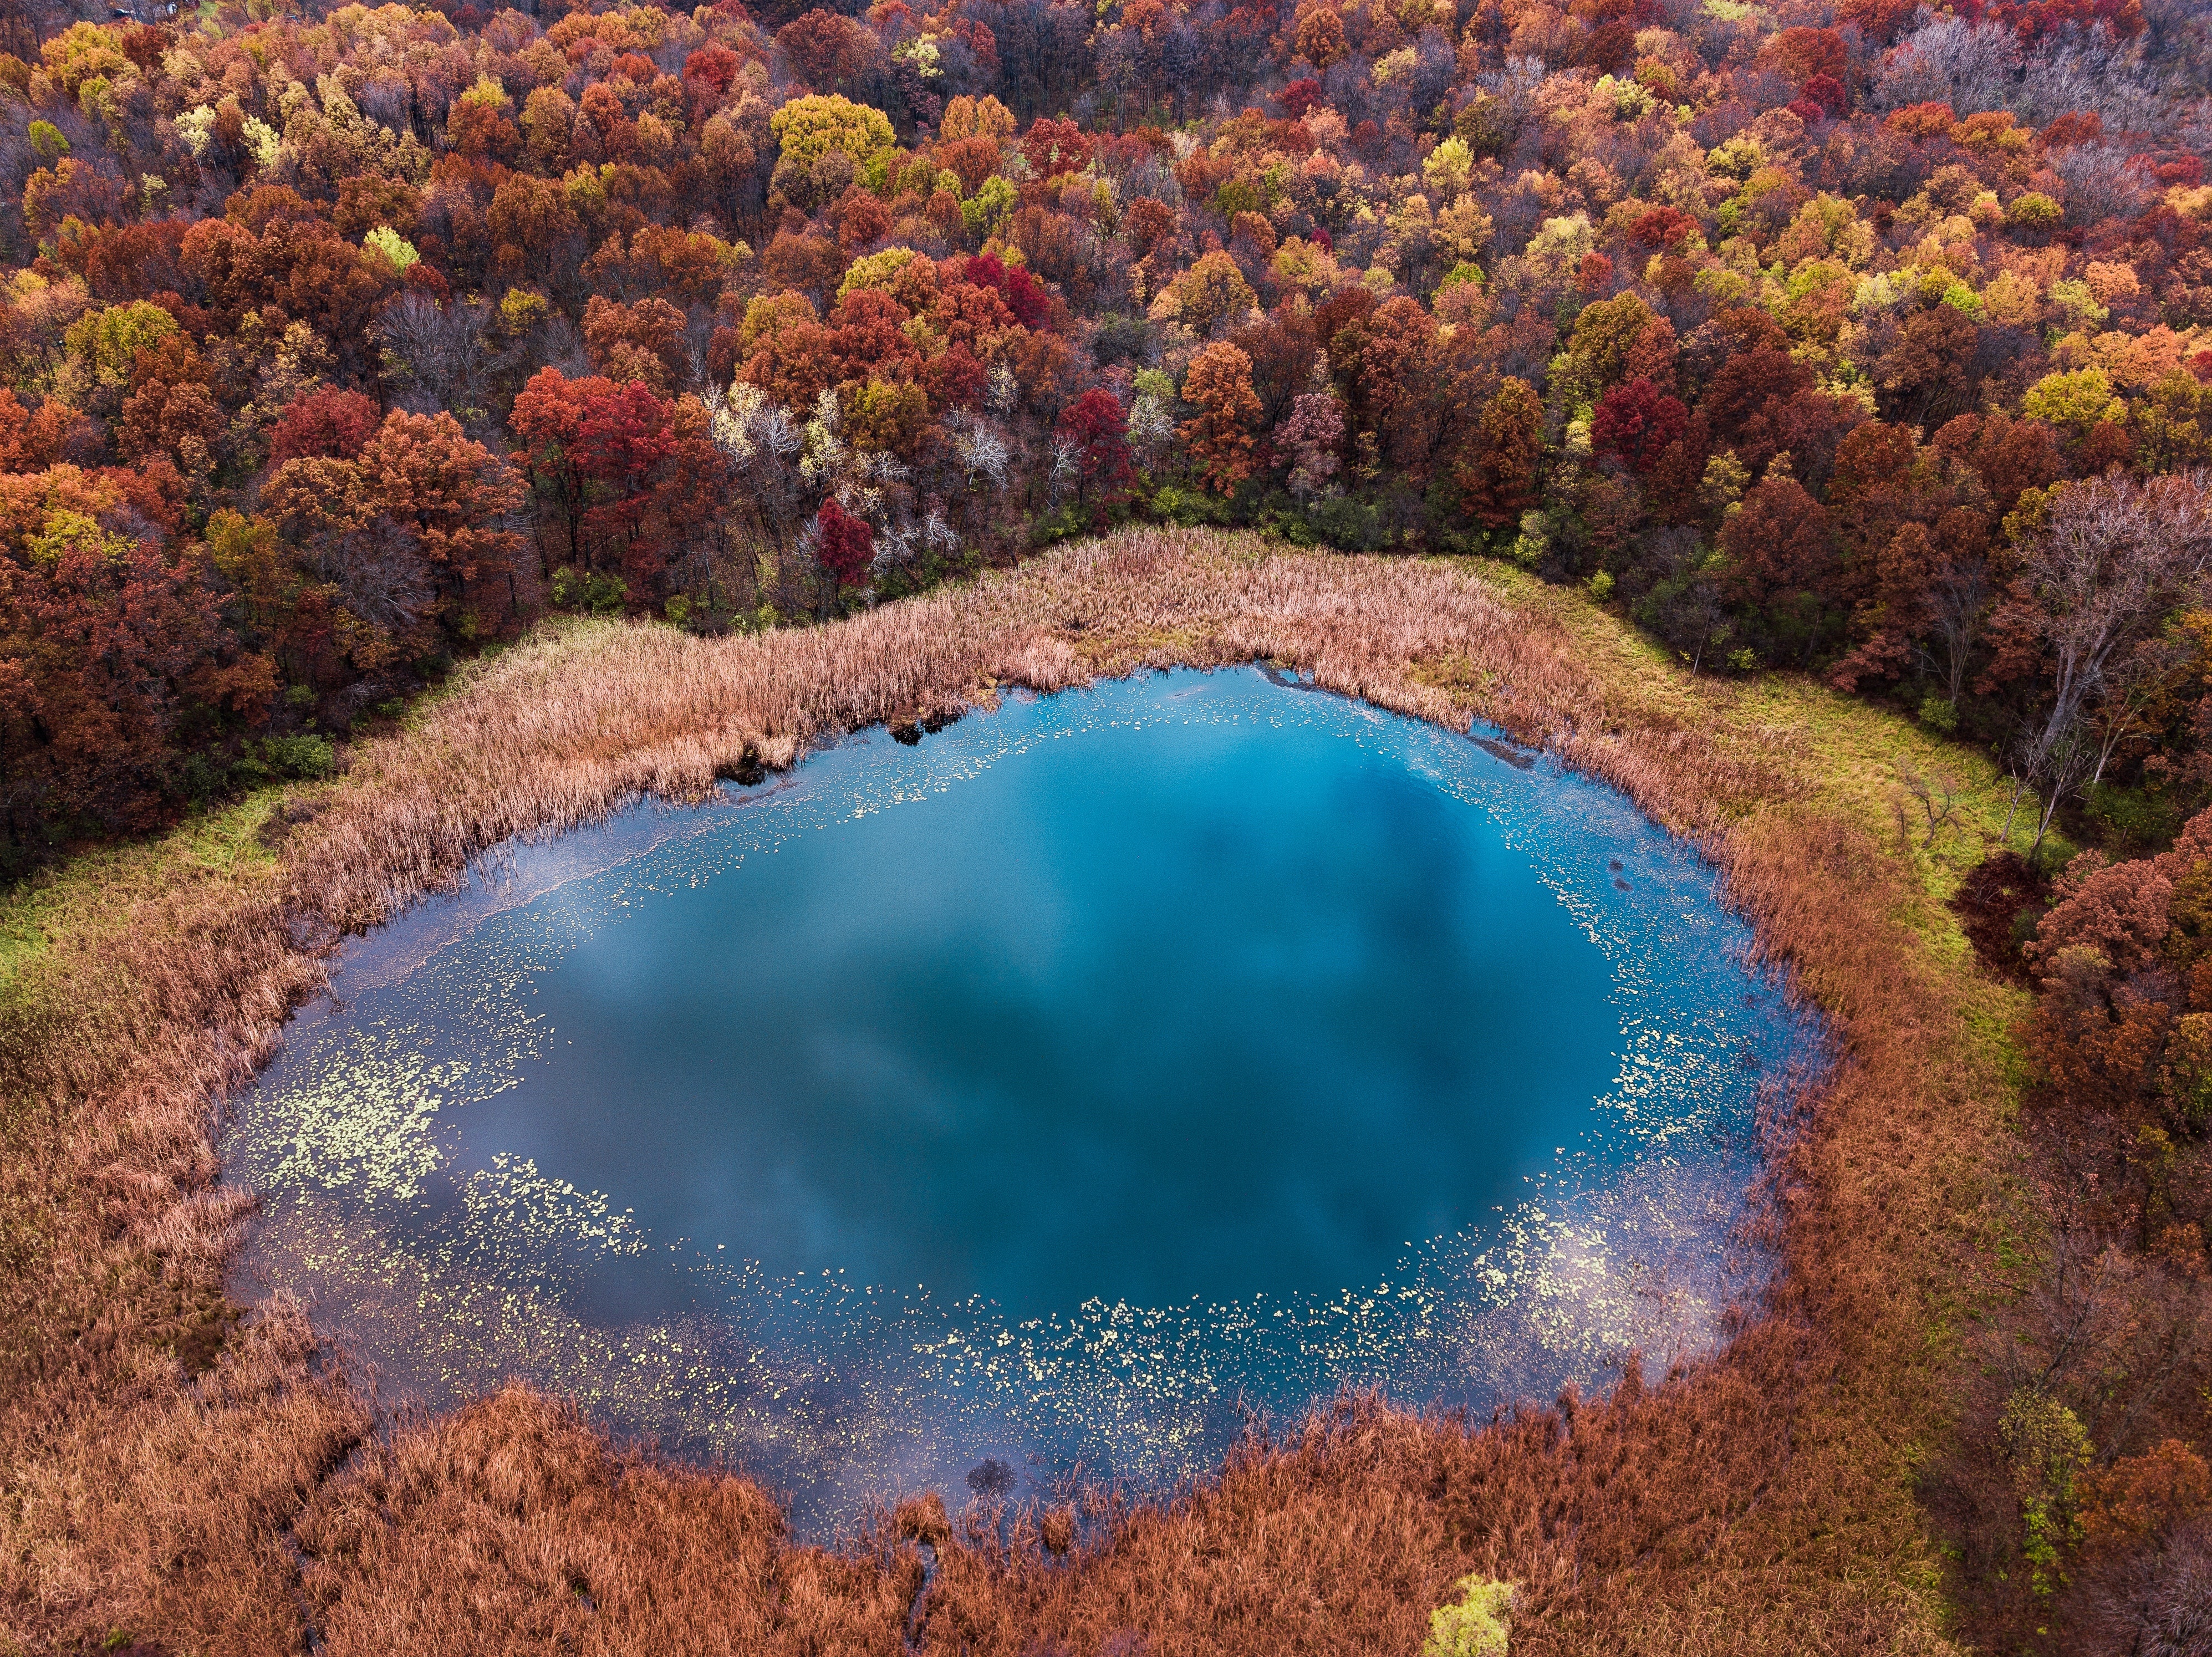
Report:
0,530,2017,1656
230,669,1816,1526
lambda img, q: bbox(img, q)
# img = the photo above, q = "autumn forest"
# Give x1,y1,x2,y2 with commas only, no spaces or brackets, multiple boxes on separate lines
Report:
1,0,2211,1646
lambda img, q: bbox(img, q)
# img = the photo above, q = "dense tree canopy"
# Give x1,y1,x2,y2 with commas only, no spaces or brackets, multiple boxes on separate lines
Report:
0,0,2205,1641
0,0,2195,871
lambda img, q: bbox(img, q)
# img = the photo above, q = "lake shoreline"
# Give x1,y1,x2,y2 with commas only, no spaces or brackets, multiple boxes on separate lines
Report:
0,528,2020,1654
225,665,1815,1533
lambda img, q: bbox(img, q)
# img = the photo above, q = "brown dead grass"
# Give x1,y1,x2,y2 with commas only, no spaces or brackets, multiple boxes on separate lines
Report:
293,1386,920,1656
0,528,2018,1655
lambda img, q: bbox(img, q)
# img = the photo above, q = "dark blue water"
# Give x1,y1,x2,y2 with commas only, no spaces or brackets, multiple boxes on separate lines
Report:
487,700,1615,1314
228,669,1817,1526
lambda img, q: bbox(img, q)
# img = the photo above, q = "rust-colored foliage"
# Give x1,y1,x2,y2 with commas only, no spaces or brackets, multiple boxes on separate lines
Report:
1180,342,1261,494
1,0,2209,1641
266,386,381,465
1458,378,1544,528
1,532,2012,1656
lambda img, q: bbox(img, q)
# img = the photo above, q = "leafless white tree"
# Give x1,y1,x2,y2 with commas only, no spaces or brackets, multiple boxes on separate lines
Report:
921,505,959,560
1873,10,2022,114
2051,140,2157,227
1125,392,1177,463
2012,471,2212,858
2020,38,2170,136
1048,437,1080,504
949,412,1011,490
2022,471,2212,769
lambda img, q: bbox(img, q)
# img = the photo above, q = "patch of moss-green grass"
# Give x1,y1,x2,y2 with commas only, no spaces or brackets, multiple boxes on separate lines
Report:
0,786,302,996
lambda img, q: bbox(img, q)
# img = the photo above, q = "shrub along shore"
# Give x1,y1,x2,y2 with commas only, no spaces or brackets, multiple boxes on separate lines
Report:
0,526,2026,1656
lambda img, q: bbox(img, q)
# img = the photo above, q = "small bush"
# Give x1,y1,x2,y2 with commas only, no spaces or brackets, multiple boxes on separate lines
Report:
549,567,629,615
1306,493,1384,550
261,735,337,780
231,735,337,791
1147,483,1232,528
175,751,225,803
1917,694,1958,733
1423,1576,1515,1656
1033,503,1090,545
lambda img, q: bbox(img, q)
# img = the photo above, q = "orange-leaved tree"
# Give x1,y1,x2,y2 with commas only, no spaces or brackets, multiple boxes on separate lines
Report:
1181,342,1261,496
1458,377,1543,528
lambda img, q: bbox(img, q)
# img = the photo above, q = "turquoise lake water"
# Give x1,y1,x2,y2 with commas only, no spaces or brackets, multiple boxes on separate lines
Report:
226,668,1819,1527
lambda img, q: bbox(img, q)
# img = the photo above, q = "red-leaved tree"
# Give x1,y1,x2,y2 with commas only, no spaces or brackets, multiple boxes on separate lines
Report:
1593,379,1690,475
816,499,874,587
268,386,382,464
963,253,1050,330
1054,387,1134,508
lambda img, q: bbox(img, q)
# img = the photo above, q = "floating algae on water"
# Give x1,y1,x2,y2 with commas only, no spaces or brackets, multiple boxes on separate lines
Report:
227,668,1823,1530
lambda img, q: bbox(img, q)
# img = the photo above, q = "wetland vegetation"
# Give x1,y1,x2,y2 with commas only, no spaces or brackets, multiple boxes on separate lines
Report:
0,528,2072,1654
225,664,1814,1527
1,0,2211,1640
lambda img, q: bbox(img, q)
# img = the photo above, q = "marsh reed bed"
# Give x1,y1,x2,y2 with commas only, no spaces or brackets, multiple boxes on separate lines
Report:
0,528,2012,1654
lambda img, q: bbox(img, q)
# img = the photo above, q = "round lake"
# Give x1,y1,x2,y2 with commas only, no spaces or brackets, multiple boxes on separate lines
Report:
227,668,1818,1526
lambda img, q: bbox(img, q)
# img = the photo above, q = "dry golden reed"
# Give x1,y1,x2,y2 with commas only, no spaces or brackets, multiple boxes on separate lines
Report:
0,528,2009,1655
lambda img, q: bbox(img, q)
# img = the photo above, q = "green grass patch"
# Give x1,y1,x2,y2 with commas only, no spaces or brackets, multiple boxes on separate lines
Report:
0,786,300,995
